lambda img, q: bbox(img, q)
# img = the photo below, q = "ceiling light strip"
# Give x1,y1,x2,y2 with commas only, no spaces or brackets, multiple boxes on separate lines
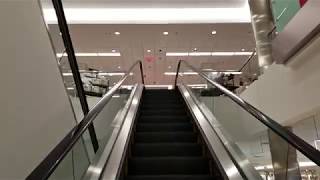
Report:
166,52,253,57
43,7,251,24
56,52,121,58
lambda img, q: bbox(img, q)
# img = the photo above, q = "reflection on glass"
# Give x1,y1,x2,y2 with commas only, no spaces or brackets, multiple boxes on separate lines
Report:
177,62,320,179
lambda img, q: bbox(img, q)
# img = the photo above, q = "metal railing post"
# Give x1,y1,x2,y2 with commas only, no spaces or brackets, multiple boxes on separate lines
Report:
52,0,99,152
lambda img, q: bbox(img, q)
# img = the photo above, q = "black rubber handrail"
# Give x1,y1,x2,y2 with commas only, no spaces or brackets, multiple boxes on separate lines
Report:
26,60,144,180
175,60,320,166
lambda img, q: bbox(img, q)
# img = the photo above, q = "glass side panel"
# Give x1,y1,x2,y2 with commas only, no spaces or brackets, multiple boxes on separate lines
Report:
177,63,320,179
48,135,91,180
48,150,74,180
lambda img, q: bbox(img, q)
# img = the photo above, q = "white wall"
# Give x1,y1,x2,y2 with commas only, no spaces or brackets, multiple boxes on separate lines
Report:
0,1,77,179
241,34,320,125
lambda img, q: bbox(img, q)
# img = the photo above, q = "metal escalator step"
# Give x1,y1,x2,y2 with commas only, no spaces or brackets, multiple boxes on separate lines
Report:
132,143,202,157
138,116,190,123
125,175,214,180
135,132,197,143
136,123,193,132
128,157,210,175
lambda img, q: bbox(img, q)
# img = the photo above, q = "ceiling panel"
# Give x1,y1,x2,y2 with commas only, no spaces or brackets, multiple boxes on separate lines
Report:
49,23,255,85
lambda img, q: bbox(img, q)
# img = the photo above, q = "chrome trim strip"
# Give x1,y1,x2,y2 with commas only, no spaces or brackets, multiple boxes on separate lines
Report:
181,84,262,180
100,84,144,180
178,85,244,180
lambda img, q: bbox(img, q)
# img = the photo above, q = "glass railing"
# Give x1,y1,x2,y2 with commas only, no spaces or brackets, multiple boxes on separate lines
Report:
176,60,320,180
27,60,144,180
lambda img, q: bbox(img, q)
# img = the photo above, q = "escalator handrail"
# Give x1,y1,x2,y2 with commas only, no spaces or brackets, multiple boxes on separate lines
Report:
26,60,144,180
175,60,320,166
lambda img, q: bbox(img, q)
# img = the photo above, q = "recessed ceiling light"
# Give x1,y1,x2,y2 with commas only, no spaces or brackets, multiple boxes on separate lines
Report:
241,48,245,51
193,48,198,51
168,66,172,69
211,30,217,35
117,66,121,69
114,32,120,35
147,49,152,53
112,49,116,53
163,32,169,35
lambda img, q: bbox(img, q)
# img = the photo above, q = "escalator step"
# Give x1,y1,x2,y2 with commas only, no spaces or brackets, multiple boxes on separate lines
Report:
138,116,189,123
128,157,210,175
141,109,186,116
125,175,214,180
135,132,197,143
132,143,202,156
136,123,193,132
141,103,184,109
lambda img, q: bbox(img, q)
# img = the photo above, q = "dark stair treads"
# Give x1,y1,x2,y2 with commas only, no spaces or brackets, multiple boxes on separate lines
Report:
125,175,214,180
136,123,193,132
135,132,197,143
141,104,184,110
138,116,190,123
124,90,218,180
141,109,186,116
132,143,202,157
128,157,210,175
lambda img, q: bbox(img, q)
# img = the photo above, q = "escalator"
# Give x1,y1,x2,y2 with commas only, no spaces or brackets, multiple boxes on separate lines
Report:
123,90,223,180
27,60,320,180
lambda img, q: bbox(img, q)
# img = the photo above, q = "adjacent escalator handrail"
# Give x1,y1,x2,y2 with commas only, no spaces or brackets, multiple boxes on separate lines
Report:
26,60,144,180
175,60,320,166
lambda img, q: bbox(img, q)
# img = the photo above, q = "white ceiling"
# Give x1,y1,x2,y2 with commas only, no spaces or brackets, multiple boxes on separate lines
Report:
49,24,256,85
41,0,251,24
42,0,248,8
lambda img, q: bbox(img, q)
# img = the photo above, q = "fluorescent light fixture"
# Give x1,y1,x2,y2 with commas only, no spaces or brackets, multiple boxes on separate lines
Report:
211,52,234,56
166,52,189,56
147,49,152,53
56,52,121,57
42,7,251,24
96,53,121,56
63,73,73,76
233,52,253,56
112,95,121,98
67,87,74,90
211,30,217,35
163,31,169,35
114,31,120,35
189,52,212,56
166,52,253,57
145,85,173,89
